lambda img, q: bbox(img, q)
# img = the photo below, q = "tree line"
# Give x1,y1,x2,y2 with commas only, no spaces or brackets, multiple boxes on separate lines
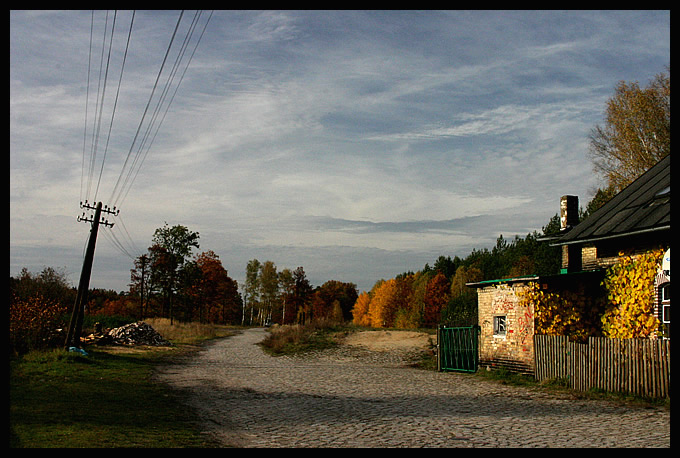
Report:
351,214,564,329
111,223,358,327
241,259,358,327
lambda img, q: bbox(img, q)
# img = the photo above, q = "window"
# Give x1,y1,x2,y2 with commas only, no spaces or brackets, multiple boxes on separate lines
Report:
659,283,670,339
493,315,506,337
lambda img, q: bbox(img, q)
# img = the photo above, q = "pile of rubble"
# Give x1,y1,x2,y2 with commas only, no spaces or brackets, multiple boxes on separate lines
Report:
93,321,172,347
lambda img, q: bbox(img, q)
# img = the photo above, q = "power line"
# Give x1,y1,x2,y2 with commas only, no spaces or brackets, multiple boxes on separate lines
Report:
80,11,94,204
85,10,113,201
108,10,185,207
114,12,213,205
76,10,213,271
93,10,135,202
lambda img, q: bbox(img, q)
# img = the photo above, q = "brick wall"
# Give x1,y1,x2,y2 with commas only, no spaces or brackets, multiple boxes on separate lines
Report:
477,283,534,373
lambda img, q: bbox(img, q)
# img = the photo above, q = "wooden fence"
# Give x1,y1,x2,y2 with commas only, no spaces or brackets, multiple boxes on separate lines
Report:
534,334,670,398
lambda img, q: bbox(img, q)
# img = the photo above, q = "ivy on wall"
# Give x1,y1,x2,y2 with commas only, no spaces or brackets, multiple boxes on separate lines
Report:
517,282,604,343
600,248,664,339
517,247,665,342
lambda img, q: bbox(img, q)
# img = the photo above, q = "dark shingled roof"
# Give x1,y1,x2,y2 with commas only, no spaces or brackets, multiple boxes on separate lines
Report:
555,154,670,246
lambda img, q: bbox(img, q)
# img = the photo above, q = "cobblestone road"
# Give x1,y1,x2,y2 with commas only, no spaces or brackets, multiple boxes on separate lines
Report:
155,328,670,448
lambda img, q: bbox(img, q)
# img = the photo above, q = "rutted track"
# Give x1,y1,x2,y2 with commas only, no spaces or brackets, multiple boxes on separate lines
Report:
155,328,670,448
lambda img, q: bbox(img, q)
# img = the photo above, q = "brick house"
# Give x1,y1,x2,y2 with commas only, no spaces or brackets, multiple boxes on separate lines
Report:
552,155,670,338
466,276,539,374
467,155,670,373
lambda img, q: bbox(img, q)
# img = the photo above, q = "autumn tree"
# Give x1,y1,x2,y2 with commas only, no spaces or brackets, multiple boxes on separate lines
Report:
292,266,313,324
312,280,358,322
443,266,482,327
393,274,418,328
588,69,670,191
258,260,279,325
149,224,200,323
243,259,261,325
407,270,433,328
352,291,372,327
130,254,152,319
368,278,400,328
278,268,295,325
422,272,450,327
10,266,75,310
191,251,240,324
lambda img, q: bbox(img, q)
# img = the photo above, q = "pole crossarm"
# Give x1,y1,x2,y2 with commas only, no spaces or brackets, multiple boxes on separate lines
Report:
77,200,119,227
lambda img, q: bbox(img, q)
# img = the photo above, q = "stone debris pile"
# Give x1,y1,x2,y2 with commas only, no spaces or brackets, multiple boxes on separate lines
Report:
105,321,172,346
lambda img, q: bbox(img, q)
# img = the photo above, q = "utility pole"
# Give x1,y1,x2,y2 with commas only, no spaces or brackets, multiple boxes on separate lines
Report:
64,201,118,350
137,254,148,320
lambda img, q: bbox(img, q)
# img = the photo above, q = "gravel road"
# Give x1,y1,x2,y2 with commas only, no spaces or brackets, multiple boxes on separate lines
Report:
154,327,670,448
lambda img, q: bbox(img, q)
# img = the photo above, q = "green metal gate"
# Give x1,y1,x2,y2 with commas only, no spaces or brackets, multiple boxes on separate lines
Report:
437,325,480,373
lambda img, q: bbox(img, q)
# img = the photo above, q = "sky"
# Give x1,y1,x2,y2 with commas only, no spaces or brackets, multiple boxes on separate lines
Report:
10,10,670,294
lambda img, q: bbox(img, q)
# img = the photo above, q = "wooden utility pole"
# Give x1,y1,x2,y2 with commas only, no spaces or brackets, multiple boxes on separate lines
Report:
137,254,148,320
64,201,118,350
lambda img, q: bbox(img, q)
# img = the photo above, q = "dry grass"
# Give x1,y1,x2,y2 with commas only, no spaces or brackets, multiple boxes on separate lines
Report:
259,318,346,355
143,317,236,344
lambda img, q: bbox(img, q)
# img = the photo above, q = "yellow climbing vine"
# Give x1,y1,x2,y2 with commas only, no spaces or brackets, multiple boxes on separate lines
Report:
518,282,603,343
517,247,665,342
600,248,664,339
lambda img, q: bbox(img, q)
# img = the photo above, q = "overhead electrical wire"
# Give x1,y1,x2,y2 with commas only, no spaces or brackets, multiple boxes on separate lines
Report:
93,10,135,202
109,10,213,209
85,10,112,202
80,11,94,204
114,11,214,208
79,10,212,262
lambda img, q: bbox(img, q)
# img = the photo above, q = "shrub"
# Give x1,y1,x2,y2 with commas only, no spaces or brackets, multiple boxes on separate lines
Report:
10,294,68,355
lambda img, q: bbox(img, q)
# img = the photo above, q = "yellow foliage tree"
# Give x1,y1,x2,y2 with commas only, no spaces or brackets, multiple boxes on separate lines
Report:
351,291,372,327
368,278,399,328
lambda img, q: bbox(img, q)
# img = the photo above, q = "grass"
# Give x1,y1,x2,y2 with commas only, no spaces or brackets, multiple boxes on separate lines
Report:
258,319,346,356
10,319,237,448
472,365,670,409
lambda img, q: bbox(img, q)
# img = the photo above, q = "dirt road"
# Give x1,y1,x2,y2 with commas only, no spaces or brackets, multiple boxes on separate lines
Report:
155,327,670,448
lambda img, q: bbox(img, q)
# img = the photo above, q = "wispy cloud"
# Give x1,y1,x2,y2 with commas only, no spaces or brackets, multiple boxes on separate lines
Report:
10,10,670,292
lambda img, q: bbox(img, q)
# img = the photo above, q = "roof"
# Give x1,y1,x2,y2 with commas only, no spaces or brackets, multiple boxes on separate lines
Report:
466,275,539,288
465,269,605,289
554,155,670,246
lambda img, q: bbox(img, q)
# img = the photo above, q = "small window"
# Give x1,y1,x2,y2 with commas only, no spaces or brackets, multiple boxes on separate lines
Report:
493,315,506,337
660,283,670,339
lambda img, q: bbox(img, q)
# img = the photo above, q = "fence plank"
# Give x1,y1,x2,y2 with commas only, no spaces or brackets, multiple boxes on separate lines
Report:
534,335,670,398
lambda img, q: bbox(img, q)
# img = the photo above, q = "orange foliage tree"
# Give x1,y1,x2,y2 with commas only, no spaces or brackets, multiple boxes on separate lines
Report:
422,272,450,327
189,251,241,324
393,274,418,328
352,291,372,327
368,279,400,328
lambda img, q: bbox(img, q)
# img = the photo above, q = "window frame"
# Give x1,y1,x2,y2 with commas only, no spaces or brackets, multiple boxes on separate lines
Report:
493,315,507,338
659,282,670,339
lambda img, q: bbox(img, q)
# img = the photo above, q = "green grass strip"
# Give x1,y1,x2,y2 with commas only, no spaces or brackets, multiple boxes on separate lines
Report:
10,347,218,448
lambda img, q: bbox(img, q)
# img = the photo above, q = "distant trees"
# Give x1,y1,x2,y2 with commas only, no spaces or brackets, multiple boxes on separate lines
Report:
352,215,564,329
241,259,357,326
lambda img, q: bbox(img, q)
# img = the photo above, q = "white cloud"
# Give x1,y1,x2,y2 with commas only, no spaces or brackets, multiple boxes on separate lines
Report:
10,10,670,292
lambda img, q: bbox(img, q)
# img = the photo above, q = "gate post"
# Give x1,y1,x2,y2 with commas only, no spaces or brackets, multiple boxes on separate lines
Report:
436,325,442,372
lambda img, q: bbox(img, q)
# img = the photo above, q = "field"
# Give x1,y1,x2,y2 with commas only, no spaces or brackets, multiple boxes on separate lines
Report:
9,319,236,448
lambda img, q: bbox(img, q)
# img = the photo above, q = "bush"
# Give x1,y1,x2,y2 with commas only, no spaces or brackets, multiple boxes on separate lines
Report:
10,294,68,355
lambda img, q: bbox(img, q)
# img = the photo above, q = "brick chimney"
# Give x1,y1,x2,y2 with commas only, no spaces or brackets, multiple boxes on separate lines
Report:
560,195,579,231
559,195,581,273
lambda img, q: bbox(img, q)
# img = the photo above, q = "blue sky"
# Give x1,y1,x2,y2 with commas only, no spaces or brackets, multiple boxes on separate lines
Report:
10,10,670,293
